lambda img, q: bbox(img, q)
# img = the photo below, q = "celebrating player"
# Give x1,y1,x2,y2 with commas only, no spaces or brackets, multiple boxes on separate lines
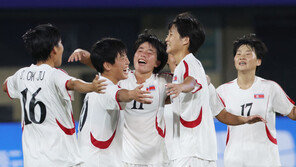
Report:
2,24,106,167
69,31,171,166
165,13,266,166
216,34,296,167
77,38,155,166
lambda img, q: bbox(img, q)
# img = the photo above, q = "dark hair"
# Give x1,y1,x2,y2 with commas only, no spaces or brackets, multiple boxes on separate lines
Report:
168,12,205,53
233,34,268,60
91,38,127,73
22,24,61,63
134,30,168,73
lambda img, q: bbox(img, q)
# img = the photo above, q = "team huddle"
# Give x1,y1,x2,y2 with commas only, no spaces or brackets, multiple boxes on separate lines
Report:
3,12,296,167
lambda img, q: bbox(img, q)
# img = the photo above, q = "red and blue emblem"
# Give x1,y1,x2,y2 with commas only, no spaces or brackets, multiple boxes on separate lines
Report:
254,94,264,99
146,85,155,91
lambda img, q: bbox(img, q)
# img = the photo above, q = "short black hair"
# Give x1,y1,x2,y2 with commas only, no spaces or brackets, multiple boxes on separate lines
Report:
22,24,61,64
91,38,127,73
134,30,168,74
233,34,268,60
168,12,205,54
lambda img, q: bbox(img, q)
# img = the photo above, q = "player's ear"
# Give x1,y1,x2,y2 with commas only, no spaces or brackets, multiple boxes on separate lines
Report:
182,36,190,46
257,59,262,66
50,46,58,56
155,60,161,68
103,62,112,71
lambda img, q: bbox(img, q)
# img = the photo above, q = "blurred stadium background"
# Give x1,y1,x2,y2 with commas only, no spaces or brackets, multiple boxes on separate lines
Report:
0,0,295,166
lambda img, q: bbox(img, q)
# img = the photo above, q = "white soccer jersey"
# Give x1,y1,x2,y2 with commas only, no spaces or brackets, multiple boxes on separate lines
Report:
217,76,295,166
5,64,82,167
78,76,124,167
118,71,171,165
169,53,218,161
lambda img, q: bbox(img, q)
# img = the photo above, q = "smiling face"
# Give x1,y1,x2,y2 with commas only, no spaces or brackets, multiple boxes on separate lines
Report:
165,24,184,55
133,42,159,75
234,44,261,73
111,52,130,81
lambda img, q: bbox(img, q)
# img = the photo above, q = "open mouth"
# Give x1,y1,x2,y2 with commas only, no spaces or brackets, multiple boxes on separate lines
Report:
138,59,147,64
123,68,129,74
239,62,246,65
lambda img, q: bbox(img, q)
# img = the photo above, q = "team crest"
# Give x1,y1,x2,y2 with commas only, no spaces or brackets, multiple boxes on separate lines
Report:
254,94,264,99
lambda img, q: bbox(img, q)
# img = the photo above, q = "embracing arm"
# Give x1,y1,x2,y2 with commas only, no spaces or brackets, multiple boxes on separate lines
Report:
287,106,296,120
68,49,95,70
116,85,153,104
66,75,107,94
166,76,197,98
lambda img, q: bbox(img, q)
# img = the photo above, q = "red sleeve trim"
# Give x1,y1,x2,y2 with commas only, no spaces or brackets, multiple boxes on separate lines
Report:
56,113,76,135
265,124,277,145
192,80,202,94
183,60,189,80
65,80,72,101
180,107,202,128
5,81,12,99
226,128,230,145
90,129,116,149
218,93,226,107
56,68,69,75
265,80,295,105
115,89,122,110
155,115,166,138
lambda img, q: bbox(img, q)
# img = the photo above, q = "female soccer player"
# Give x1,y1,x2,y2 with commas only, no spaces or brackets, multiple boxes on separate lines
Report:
217,34,296,167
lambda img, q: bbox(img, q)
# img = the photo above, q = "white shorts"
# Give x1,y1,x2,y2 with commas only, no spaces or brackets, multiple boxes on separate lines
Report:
123,162,169,167
170,156,216,167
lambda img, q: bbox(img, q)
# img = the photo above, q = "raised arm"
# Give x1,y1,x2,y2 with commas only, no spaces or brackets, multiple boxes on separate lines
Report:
68,49,95,70
216,109,266,125
66,75,107,94
117,85,153,104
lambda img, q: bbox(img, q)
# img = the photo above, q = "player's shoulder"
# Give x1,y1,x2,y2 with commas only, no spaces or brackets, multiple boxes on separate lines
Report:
54,67,70,75
257,77,278,88
217,79,236,90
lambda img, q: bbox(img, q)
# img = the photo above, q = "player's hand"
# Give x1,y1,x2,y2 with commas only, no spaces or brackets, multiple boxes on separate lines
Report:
166,83,183,99
68,49,90,64
92,75,107,94
130,85,153,104
245,115,267,124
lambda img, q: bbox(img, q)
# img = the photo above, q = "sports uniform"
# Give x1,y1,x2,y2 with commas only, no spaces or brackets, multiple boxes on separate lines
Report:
5,64,83,167
169,53,220,166
118,71,171,166
78,76,124,167
217,76,295,167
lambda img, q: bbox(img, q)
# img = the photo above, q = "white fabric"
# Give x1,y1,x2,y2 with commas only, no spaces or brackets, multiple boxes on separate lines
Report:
118,71,171,165
217,76,294,166
6,64,82,167
169,53,218,161
169,156,216,167
78,76,124,167
208,83,225,117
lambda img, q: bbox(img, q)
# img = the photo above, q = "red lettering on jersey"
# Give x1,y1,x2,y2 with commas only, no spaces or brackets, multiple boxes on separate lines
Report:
180,107,202,128
265,124,277,145
90,129,116,149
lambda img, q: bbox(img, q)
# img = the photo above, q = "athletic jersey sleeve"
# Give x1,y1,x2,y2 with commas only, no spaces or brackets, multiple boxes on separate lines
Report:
209,84,225,117
182,60,203,93
271,82,294,116
53,69,75,101
104,84,122,110
6,69,23,99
